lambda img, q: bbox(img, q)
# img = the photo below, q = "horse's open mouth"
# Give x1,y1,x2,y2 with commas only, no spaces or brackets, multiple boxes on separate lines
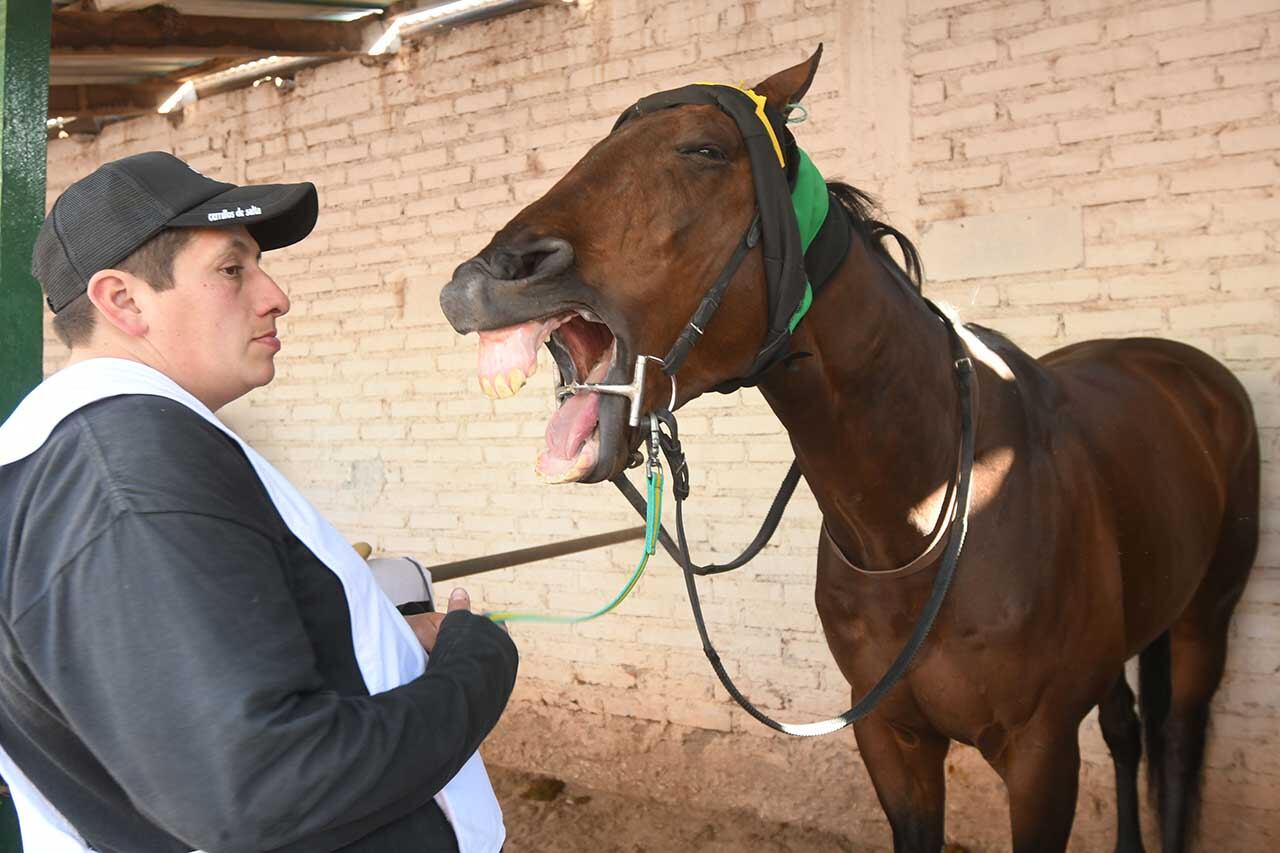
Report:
475,310,620,483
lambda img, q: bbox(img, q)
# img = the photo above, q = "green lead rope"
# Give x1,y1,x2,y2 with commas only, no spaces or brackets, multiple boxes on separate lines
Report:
486,448,663,625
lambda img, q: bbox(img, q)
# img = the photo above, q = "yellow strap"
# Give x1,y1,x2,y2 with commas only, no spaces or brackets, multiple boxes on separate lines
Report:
694,83,786,169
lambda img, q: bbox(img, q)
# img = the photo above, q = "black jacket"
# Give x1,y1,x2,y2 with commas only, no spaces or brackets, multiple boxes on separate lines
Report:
0,395,518,853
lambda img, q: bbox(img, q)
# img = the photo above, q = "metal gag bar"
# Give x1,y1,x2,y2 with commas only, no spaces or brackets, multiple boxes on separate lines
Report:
557,354,677,427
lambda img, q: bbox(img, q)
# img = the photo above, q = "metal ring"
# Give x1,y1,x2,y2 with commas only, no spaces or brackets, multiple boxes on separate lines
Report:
638,354,678,411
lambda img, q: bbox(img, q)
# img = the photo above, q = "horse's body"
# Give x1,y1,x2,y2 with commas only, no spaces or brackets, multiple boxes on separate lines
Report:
439,50,1258,853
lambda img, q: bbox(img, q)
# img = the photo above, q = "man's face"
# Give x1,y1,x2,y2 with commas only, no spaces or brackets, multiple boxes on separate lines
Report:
141,226,290,410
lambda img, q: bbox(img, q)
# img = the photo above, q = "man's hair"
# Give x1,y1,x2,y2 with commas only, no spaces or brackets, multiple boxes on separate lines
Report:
51,228,194,349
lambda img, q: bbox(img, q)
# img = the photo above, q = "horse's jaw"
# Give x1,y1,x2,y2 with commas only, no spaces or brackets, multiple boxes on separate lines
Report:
440,264,637,484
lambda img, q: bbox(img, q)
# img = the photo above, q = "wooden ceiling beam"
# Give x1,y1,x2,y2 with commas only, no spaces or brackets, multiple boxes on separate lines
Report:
52,4,365,58
48,81,172,117
47,116,107,137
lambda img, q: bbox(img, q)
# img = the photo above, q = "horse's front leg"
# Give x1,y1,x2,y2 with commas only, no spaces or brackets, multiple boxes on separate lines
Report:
992,717,1082,853
854,715,949,853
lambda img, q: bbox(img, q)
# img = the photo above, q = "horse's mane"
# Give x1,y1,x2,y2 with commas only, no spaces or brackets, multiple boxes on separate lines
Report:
827,181,924,293
827,181,1063,436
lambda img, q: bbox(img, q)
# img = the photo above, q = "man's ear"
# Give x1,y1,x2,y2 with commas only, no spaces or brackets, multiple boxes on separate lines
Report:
752,44,823,113
86,269,149,338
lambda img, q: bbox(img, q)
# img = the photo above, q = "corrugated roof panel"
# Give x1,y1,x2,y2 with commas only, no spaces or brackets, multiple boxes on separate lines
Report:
50,55,210,86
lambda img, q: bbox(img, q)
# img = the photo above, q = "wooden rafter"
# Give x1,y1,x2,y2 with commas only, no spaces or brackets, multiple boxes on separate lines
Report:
52,4,365,58
47,81,174,118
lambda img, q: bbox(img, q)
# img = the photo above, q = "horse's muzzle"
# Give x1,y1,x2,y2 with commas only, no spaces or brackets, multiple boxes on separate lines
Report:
439,237,575,334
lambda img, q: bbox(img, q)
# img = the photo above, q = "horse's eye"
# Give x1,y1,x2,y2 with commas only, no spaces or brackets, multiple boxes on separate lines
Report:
679,145,727,162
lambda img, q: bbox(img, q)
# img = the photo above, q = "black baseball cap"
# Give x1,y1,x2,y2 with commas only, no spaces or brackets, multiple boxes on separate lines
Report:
33,151,318,313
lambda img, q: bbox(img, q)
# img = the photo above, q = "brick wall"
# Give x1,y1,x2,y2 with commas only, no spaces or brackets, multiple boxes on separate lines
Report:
42,0,1278,848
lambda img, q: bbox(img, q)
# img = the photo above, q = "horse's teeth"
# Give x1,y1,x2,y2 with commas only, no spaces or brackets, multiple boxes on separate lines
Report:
480,376,496,399
508,368,527,395
494,374,513,399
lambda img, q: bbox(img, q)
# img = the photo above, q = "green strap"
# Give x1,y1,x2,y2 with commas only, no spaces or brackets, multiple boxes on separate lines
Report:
787,148,827,333
486,467,663,625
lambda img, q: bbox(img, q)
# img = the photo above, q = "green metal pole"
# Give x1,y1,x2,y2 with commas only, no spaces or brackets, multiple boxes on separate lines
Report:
0,2,49,848
0,0,50,424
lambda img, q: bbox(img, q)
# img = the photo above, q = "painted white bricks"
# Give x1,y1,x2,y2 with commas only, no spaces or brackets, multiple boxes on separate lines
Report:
1109,134,1216,167
1007,20,1102,58
1155,23,1267,62
909,17,950,45
951,1,1044,37
1106,1,1207,40
1008,149,1101,181
1170,158,1280,193
919,163,1003,193
1058,109,1155,143
921,207,1085,280
959,60,1053,94
1009,84,1111,121
914,101,997,136
912,39,1000,74
38,0,1280,844
1221,124,1280,154
1221,264,1280,293
1160,92,1270,131
1054,43,1154,79
964,124,1058,158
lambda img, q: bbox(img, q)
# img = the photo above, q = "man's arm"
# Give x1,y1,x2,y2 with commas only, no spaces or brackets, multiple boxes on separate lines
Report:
12,510,517,853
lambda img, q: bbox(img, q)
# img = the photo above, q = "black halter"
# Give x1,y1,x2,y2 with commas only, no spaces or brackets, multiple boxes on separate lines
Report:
612,84,813,390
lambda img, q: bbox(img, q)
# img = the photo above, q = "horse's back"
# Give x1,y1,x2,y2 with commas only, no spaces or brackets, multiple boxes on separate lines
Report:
1037,337,1258,651
1040,336,1256,472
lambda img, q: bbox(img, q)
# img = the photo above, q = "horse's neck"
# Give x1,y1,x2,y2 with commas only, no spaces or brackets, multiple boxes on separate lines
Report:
758,236,964,571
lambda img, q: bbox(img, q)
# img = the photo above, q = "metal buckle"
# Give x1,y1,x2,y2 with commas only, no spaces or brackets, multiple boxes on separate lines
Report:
646,412,662,479
557,354,678,427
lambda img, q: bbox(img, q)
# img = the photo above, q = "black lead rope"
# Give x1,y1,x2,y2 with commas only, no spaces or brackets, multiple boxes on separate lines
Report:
610,319,976,737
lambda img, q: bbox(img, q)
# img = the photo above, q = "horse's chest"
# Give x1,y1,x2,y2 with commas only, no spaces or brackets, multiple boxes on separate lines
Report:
816,554,1054,736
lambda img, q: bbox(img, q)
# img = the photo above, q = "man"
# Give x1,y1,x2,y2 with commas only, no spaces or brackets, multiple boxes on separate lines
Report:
0,151,517,853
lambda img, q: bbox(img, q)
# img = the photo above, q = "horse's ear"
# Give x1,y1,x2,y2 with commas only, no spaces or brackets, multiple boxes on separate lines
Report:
752,44,823,112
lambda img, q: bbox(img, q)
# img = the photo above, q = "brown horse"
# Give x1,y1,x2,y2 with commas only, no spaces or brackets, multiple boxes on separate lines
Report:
439,50,1259,853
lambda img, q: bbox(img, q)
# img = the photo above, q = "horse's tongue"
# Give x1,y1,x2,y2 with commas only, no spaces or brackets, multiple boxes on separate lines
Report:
477,321,544,398
544,391,601,460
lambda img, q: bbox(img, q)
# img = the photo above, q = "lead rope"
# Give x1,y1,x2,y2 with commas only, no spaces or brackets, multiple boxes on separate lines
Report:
487,416,665,625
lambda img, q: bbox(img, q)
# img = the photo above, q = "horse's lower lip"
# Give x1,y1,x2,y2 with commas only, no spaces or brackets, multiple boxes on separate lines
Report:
577,355,632,483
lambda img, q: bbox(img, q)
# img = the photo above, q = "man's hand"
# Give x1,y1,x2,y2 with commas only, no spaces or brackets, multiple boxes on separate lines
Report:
404,588,471,653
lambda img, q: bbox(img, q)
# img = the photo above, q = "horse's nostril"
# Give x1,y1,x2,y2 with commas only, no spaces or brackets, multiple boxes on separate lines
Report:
511,249,554,279
485,237,574,282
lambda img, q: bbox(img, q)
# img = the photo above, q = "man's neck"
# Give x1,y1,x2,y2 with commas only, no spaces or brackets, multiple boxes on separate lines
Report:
64,345,229,412
65,343,142,369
